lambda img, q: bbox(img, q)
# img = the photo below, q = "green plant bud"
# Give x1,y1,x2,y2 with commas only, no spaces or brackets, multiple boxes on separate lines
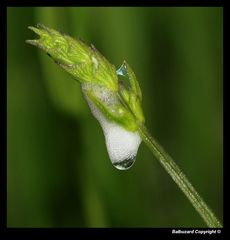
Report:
26,24,144,132
26,24,118,92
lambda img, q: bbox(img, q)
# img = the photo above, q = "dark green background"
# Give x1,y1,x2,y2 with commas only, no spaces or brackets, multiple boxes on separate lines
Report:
7,7,223,227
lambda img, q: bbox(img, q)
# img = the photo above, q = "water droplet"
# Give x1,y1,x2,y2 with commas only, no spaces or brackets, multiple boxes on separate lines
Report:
112,156,136,170
116,62,131,90
116,62,127,77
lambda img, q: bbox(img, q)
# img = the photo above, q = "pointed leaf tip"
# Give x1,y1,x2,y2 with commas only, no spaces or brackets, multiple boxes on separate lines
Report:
27,26,44,37
25,39,39,46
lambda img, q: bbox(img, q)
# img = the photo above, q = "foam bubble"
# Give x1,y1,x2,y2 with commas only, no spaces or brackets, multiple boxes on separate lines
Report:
82,84,142,169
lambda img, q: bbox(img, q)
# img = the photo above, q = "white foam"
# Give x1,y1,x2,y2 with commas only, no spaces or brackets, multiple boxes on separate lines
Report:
81,84,142,164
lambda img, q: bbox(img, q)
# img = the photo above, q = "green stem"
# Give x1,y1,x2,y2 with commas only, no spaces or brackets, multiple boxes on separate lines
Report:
138,124,222,228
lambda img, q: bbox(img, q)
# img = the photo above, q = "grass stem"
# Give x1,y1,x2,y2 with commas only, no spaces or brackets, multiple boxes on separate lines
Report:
138,124,222,228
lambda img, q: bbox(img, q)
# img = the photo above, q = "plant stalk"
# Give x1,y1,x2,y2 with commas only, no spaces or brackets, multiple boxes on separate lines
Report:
137,124,222,228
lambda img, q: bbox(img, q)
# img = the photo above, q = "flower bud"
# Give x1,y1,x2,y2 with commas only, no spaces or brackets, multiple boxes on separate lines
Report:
27,24,145,169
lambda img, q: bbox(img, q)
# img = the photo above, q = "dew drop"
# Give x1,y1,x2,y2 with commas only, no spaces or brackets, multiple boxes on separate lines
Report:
116,62,127,77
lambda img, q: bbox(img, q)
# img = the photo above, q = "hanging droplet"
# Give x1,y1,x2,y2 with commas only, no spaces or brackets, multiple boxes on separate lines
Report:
112,156,136,170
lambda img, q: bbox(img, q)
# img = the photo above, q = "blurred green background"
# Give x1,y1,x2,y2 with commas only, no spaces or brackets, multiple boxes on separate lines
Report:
7,7,223,227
